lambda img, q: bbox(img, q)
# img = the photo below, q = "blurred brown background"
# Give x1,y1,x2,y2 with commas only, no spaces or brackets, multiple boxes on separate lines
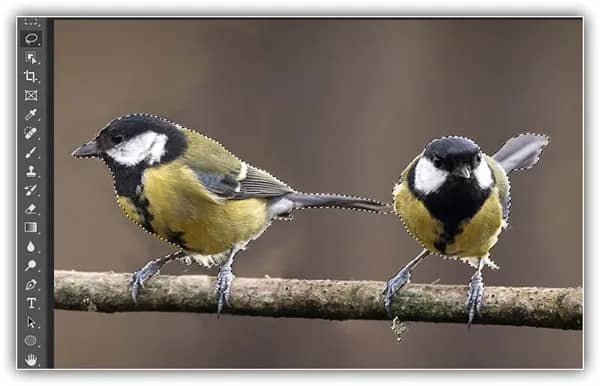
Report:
53,19,582,368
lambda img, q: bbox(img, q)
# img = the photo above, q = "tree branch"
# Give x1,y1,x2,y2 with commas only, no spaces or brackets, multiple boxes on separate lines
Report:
54,270,582,330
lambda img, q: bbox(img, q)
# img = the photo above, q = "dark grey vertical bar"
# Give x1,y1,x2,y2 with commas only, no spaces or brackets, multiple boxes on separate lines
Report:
46,18,55,369
17,17,52,369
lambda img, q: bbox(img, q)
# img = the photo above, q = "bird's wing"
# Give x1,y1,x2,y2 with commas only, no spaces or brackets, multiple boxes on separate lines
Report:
193,163,294,200
486,155,511,221
182,129,293,200
492,133,550,174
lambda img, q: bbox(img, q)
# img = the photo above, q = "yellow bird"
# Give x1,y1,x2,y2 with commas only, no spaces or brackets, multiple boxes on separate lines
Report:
384,134,549,325
72,113,389,314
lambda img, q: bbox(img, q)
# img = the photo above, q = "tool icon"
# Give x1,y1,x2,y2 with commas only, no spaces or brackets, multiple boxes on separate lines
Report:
24,32,40,46
26,297,37,309
25,279,37,291
24,184,37,196
25,353,37,367
23,18,41,28
25,203,37,214
24,335,37,347
24,70,39,83
25,51,39,65
26,165,37,178
27,316,36,328
25,109,37,121
25,146,37,159
25,259,37,271
24,90,38,101
26,241,35,253
24,126,37,139
24,222,37,233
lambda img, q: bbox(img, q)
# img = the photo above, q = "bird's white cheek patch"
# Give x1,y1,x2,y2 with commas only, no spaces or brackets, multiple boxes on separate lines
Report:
106,132,168,167
414,157,448,195
474,161,493,189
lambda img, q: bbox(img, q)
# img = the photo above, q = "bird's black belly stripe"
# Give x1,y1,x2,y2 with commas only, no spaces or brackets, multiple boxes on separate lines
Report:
107,159,155,233
408,162,491,254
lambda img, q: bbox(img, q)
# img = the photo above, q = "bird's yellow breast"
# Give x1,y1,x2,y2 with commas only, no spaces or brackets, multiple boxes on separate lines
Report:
116,160,269,255
393,155,506,258
394,182,503,257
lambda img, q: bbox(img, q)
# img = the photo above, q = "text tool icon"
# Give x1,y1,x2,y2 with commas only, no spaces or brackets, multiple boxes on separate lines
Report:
26,241,35,253
24,184,37,196
25,109,37,121
25,203,37,214
25,259,37,271
25,146,37,159
24,70,39,83
25,353,37,367
26,165,37,178
24,126,37,139
27,316,36,328
25,279,37,291
24,90,38,101
25,51,39,65
26,297,37,309
24,222,37,233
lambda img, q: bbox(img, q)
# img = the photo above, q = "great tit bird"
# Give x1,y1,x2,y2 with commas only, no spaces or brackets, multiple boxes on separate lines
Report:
72,113,389,315
384,133,549,325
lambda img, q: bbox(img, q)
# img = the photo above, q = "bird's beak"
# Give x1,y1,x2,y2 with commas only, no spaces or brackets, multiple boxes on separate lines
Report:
453,165,471,179
72,139,100,158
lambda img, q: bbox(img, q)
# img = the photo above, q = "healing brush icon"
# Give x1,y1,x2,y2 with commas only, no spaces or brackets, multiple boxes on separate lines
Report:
24,126,37,139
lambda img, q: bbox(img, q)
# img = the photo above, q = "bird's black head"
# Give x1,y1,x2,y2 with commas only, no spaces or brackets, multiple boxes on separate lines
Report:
411,136,493,196
423,136,483,179
72,114,187,168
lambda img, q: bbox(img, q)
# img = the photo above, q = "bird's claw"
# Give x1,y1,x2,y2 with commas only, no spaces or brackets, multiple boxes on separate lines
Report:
216,266,235,317
383,268,412,318
466,270,484,327
129,260,161,303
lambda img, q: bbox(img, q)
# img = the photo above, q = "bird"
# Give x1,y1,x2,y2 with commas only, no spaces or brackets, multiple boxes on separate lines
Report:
383,133,549,325
72,113,389,315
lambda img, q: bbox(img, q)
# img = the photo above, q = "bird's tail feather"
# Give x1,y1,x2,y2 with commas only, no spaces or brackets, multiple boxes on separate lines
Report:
286,192,391,213
492,133,550,174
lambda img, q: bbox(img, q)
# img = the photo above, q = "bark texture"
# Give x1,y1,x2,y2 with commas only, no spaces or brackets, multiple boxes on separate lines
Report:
54,270,582,330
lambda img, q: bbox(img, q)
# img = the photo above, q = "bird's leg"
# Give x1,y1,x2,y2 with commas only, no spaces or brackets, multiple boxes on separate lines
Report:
383,249,430,317
216,247,240,317
129,250,185,303
466,257,486,327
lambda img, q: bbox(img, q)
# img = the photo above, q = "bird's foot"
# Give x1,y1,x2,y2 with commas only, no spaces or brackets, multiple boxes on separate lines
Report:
216,265,235,317
129,260,162,303
466,270,484,327
383,267,412,318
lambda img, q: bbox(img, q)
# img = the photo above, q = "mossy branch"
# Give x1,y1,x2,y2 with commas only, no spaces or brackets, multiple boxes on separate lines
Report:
54,270,582,330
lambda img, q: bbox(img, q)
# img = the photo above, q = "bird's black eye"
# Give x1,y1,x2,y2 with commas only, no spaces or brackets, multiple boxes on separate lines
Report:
432,155,442,168
112,134,124,144
475,153,482,163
